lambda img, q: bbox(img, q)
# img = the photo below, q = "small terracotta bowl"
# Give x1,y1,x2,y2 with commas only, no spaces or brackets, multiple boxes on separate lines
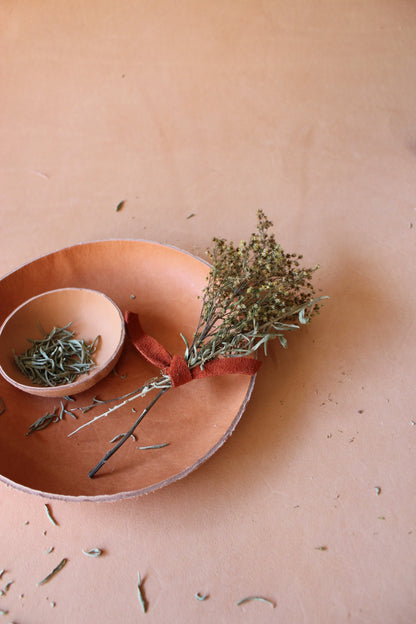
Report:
0,288,125,398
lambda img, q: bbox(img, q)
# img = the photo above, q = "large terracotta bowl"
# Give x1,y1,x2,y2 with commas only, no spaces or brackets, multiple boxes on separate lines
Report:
0,288,125,398
0,241,256,501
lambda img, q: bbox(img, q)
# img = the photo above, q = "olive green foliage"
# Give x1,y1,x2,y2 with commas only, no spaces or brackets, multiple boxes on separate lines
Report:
187,209,324,366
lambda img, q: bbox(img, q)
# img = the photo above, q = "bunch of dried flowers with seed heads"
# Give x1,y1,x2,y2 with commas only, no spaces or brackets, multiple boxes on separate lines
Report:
186,209,323,367
31,210,327,477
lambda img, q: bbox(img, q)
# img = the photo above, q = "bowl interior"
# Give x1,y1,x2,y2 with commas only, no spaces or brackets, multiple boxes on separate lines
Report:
0,288,125,397
0,242,255,500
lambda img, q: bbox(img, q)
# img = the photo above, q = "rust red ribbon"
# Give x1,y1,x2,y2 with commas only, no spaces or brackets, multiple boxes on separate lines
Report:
124,311,261,388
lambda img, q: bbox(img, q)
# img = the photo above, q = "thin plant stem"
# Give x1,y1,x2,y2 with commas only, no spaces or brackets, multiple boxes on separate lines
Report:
68,375,171,437
88,387,170,478
69,377,163,413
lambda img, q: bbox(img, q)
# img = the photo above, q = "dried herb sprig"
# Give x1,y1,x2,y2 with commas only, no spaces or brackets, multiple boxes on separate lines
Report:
69,210,326,477
26,399,77,435
82,548,103,557
137,572,147,613
236,595,276,608
14,323,99,387
37,558,67,586
188,209,323,365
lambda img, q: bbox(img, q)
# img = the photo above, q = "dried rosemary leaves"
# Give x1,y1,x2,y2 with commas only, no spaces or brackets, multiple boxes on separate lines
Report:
14,323,99,387
37,558,68,586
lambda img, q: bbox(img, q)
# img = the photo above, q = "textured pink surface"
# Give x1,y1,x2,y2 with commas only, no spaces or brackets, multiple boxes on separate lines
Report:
1,1,415,622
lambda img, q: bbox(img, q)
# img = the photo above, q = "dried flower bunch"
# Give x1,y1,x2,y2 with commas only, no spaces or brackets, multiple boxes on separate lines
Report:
58,210,326,477
189,209,322,364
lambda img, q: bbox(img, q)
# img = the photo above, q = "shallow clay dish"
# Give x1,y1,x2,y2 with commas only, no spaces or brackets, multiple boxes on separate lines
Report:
0,288,125,398
0,241,256,501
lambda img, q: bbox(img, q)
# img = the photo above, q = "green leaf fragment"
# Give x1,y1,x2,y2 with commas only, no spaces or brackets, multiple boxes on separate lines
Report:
44,503,58,526
82,548,103,557
236,596,275,608
137,443,170,450
195,592,209,601
137,572,147,613
37,558,68,586
109,433,126,444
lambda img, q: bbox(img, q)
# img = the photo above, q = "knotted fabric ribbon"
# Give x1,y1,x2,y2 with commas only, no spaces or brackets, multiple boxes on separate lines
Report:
124,311,262,388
